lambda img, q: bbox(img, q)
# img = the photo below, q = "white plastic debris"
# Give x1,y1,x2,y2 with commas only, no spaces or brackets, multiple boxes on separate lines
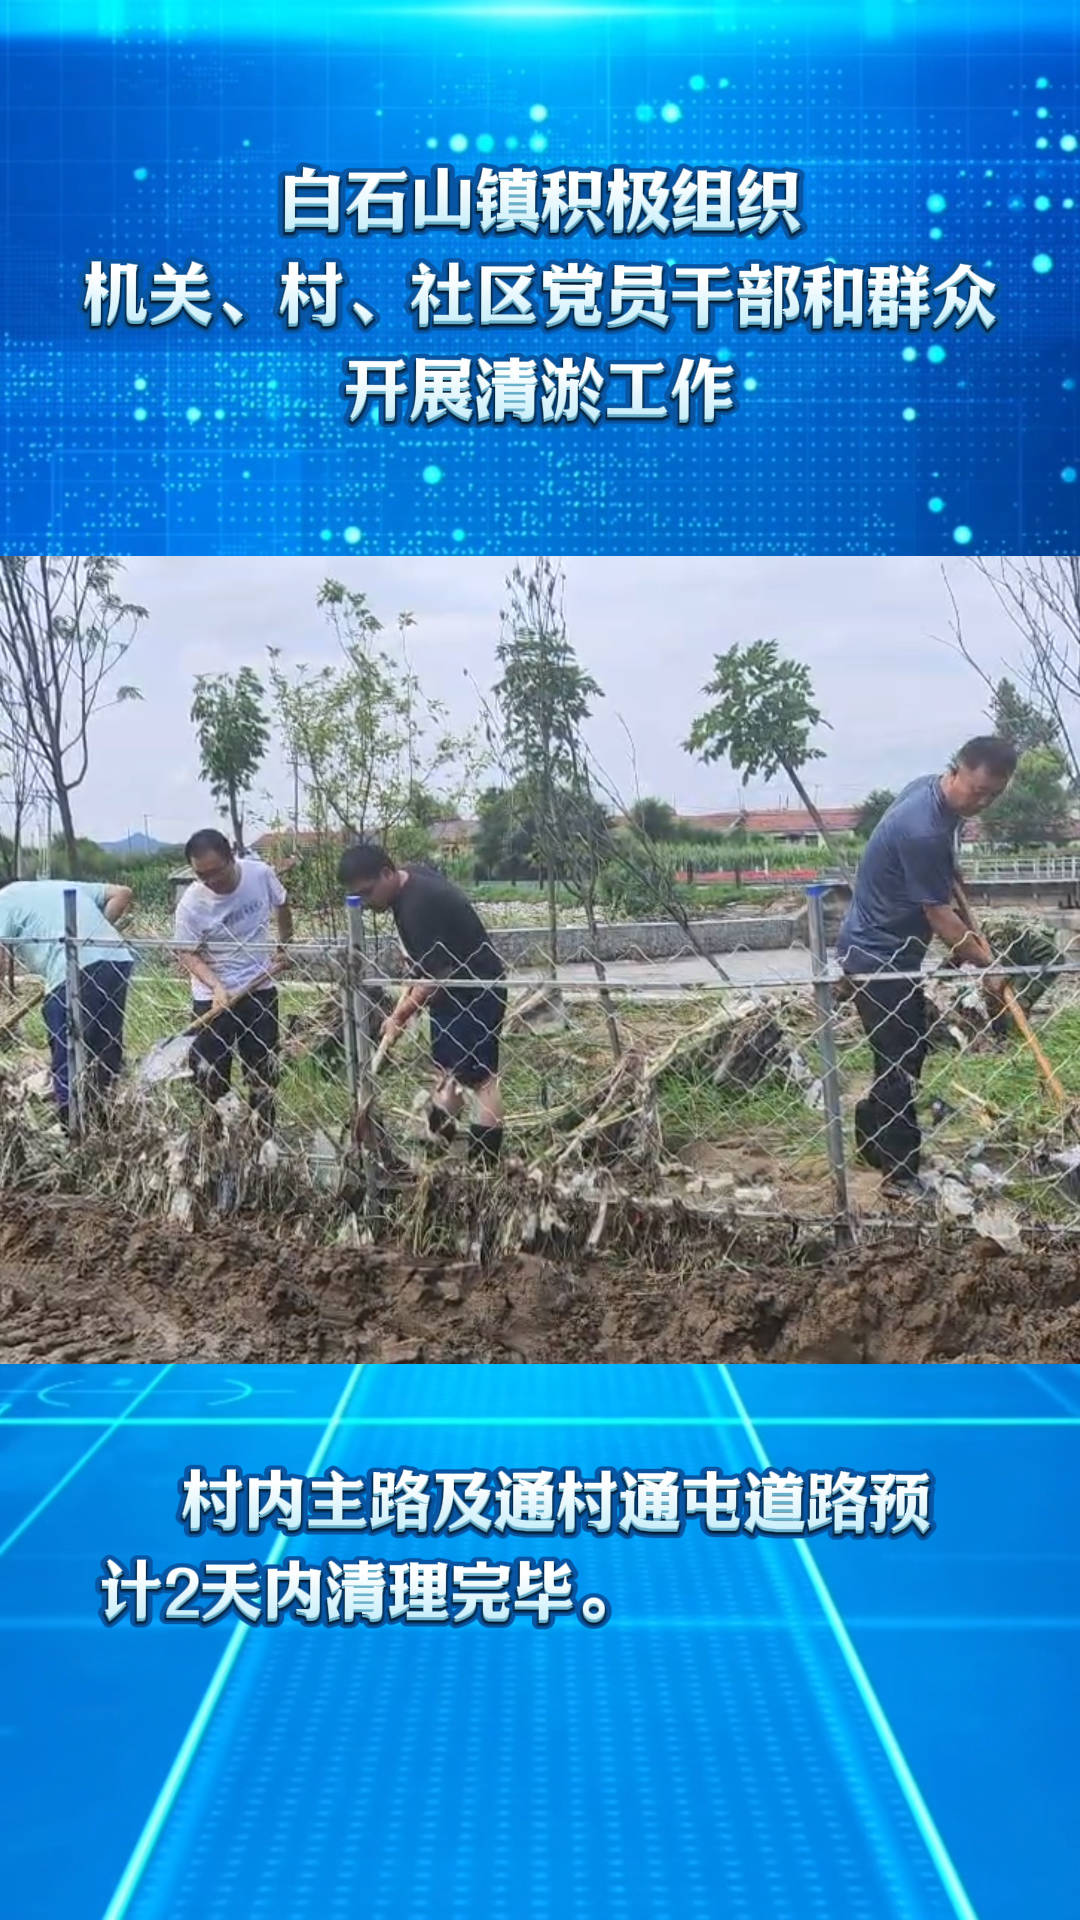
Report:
15,1067,51,1100
1046,1147,1080,1203
733,1185,775,1211
511,985,570,1032
167,1186,194,1228
586,1197,609,1249
257,1137,282,1172
966,1160,1004,1189
972,1205,1024,1254
937,1177,975,1220
307,1128,339,1191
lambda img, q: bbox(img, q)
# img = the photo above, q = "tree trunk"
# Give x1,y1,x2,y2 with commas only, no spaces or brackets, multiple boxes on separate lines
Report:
783,762,851,878
545,865,558,979
10,797,23,879
229,787,245,856
55,784,79,877
583,896,622,1059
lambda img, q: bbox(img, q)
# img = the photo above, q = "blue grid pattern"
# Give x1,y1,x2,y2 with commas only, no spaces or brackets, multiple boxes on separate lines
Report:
1,1362,1077,1918
1,2,1077,553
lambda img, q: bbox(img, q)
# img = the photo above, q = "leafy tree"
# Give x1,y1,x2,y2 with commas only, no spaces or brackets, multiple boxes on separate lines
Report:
268,581,476,934
493,559,620,1052
600,836,683,919
628,796,677,841
855,789,896,839
190,666,270,854
493,558,601,975
0,557,144,874
404,784,456,830
981,746,1073,849
684,640,842,860
473,784,540,881
991,677,1060,757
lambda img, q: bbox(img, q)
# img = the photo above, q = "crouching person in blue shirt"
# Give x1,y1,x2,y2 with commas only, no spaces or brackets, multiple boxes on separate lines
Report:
0,874,136,1131
836,737,1015,1200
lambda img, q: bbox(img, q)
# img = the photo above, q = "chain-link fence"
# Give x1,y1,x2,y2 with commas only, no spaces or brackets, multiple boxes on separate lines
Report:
2,887,1080,1249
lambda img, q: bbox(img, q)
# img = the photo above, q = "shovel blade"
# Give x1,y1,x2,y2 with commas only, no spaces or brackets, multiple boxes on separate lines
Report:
136,1033,195,1086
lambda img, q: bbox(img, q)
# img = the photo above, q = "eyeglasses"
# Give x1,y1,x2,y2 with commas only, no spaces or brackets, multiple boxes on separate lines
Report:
196,861,236,889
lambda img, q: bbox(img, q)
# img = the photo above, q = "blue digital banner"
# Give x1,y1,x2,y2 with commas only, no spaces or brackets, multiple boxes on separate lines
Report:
1,1360,1077,1918
1,0,1077,554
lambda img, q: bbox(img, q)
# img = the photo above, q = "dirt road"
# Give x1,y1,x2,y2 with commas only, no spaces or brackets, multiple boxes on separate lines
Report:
1,1194,1076,1365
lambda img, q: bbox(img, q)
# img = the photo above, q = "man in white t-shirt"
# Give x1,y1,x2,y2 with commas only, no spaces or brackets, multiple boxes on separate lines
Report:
173,829,293,1132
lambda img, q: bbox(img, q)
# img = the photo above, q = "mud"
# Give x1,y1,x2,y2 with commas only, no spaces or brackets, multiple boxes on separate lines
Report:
0,1193,1077,1364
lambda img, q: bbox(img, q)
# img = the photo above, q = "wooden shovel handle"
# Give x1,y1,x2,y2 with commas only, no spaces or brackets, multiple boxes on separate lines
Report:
952,879,1067,1110
999,983,1067,1109
186,971,275,1037
0,983,44,1036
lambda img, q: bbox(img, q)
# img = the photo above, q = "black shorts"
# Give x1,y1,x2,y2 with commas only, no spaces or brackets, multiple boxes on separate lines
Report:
189,986,280,1095
428,984,506,1088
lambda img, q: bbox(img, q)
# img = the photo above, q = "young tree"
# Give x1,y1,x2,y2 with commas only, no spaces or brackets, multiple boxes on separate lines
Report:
492,560,624,1054
268,580,476,931
0,558,144,875
855,789,896,839
0,662,35,878
473,784,540,882
943,560,1080,788
494,558,601,977
980,746,1073,850
684,640,843,859
991,677,1060,756
190,666,270,854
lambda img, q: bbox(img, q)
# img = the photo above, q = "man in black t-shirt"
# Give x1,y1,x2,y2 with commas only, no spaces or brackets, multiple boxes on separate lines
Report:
338,843,507,1165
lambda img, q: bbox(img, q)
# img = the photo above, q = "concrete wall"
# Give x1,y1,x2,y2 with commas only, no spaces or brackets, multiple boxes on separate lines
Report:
361,911,808,971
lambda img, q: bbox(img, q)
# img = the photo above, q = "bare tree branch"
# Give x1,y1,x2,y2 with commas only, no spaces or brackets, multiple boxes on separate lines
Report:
0,556,145,874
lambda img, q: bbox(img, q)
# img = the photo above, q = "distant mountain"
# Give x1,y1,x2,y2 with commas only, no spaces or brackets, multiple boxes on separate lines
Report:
98,832,168,856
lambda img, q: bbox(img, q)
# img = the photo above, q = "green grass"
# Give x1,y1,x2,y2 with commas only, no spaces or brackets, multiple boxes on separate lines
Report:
10,971,1080,1222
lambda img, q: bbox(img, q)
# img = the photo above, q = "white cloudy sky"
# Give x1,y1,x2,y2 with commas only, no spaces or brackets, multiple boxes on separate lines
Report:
16,556,1027,846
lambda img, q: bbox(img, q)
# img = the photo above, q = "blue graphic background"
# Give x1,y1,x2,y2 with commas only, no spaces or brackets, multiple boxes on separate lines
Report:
0,1360,1077,1918
1,0,1077,554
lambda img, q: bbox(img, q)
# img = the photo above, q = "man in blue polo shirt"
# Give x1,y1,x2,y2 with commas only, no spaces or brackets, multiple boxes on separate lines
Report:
837,736,1017,1197
0,874,136,1130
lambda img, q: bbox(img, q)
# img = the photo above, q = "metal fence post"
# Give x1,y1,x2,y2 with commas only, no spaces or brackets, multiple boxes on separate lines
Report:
340,945,359,1113
62,887,88,1141
345,897,379,1217
806,885,852,1244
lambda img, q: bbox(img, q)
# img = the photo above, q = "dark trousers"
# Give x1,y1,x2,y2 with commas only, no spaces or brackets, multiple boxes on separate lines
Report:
42,960,133,1123
189,986,279,1130
852,974,929,1178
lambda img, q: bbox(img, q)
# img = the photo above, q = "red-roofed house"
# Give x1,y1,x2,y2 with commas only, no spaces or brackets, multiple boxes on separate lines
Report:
678,807,985,846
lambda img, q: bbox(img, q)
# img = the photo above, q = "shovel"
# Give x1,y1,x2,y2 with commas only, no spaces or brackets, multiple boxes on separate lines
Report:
952,880,1069,1114
351,1025,398,1146
136,972,275,1087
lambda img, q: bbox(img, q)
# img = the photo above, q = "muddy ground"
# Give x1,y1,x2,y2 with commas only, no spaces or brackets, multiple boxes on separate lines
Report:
0,1193,1077,1364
